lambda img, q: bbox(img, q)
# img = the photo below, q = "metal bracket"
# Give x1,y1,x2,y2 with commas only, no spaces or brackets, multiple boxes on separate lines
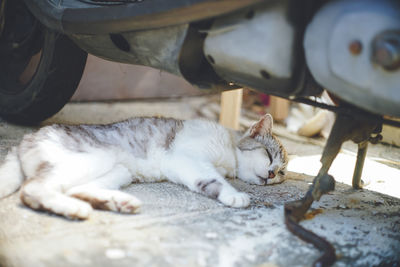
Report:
284,112,382,266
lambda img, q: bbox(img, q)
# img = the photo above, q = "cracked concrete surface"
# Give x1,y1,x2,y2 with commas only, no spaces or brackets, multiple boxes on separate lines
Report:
0,96,399,267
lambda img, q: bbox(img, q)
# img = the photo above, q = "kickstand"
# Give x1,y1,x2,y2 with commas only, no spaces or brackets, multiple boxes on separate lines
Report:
284,113,382,267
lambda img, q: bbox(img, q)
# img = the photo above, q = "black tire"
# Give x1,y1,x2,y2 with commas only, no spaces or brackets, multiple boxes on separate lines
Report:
0,1,87,125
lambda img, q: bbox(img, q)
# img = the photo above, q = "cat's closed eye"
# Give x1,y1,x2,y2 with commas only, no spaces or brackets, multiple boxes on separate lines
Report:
278,170,285,176
265,149,273,163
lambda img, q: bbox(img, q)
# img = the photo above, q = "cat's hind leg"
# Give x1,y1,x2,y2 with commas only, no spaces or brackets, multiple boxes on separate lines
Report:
0,147,24,198
66,165,141,214
20,177,93,219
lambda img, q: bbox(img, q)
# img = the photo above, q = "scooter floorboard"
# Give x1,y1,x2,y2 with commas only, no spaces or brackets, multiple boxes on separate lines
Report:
24,0,262,34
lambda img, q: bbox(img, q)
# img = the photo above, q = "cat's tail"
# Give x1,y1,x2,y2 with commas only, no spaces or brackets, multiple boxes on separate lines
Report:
0,147,24,198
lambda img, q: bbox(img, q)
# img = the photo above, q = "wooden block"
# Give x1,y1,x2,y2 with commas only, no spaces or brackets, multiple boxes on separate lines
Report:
219,89,243,130
269,96,290,122
382,125,400,146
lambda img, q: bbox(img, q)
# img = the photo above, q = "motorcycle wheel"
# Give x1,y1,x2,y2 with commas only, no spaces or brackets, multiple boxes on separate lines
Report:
0,0,87,125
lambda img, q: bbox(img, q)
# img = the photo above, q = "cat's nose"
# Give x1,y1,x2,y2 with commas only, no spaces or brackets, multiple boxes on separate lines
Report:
268,170,275,179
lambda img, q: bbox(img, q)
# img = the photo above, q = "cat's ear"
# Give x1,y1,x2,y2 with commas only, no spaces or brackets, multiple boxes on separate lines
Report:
249,114,273,137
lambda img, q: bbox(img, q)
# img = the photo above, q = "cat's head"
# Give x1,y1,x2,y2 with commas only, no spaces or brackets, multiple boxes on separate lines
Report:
236,114,288,185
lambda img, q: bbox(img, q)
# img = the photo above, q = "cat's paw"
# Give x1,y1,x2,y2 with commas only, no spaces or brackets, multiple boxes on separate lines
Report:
110,194,142,214
65,201,93,220
219,192,250,208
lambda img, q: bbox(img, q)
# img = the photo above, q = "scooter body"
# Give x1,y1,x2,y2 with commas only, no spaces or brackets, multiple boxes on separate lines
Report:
24,0,400,118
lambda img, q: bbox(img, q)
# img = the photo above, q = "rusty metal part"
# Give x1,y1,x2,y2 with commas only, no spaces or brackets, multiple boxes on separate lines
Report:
349,40,363,55
285,220,335,267
285,174,336,267
352,127,382,189
352,141,368,189
285,192,336,267
284,113,382,266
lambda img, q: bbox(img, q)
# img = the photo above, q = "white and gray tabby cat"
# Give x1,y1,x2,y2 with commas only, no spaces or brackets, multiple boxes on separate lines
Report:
0,114,287,219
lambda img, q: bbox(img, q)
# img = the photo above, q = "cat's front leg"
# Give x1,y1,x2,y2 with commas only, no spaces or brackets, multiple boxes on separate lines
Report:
195,178,250,208
164,159,250,208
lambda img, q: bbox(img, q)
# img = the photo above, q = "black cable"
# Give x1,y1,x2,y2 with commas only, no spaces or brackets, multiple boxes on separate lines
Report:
76,0,142,6
293,97,400,128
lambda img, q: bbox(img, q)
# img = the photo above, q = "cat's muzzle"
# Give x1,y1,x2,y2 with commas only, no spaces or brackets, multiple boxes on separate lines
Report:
268,170,275,179
257,175,269,185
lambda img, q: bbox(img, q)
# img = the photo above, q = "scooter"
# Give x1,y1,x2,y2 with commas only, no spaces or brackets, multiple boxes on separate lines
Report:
1,0,399,265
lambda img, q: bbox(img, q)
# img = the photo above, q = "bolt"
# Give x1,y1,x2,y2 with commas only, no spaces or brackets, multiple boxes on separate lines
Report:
371,30,400,71
349,40,363,55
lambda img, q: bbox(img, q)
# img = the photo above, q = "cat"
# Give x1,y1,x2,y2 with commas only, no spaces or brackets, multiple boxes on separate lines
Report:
0,114,288,219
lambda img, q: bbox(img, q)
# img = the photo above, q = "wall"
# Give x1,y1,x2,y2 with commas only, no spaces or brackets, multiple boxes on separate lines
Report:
71,55,202,101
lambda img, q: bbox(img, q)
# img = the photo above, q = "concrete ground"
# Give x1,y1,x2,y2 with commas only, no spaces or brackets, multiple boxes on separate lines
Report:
0,96,399,267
